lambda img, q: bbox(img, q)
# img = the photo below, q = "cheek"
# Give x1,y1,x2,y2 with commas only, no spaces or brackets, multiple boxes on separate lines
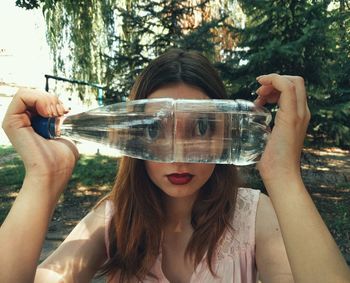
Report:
145,161,163,182
196,165,216,181
204,164,216,174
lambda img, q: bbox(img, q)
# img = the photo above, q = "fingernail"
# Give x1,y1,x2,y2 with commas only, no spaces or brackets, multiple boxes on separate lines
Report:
63,104,70,113
47,106,52,117
256,75,264,81
56,104,63,116
51,104,58,116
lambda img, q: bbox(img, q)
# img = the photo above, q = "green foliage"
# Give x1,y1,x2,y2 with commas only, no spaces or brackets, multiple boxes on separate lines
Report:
229,1,332,91
70,154,118,187
15,0,42,9
16,0,116,102
44,0,116,84
15,0,350,147
103,0,230,103
0,146,16,158
231,0,350,147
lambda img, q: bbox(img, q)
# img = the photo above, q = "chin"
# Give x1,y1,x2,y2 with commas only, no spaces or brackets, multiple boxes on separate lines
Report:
161,186,200,199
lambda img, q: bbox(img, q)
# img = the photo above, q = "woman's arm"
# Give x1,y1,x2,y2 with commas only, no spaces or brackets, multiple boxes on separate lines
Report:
265,174,349,283
0,89,78,282
255,74,350,283
0,176,67,283
256,193,293,283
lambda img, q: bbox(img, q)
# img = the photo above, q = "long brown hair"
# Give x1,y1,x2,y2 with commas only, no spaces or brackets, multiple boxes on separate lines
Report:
98,49,239,281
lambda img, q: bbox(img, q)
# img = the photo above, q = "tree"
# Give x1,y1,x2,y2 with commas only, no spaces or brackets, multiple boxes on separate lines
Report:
15,0,350,147
15,0,239,103
102,0,237,102
310,0,350,147
229,0,350,147
16,0,116,101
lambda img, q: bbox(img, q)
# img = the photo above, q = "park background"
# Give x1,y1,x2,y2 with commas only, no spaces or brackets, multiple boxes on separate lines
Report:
0,0,349,277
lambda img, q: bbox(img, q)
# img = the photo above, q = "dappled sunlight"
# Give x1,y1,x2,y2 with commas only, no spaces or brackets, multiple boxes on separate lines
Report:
327,160,349,168
36,267,66,282
319,184,350,193
6,191,18,198
303,147,349,156
77,184,111,192
302,164,331,171
0,163,20,170
300,147,350,197
311,193,346,201
74,185,110,197
302,151,350,173
37,251,92,281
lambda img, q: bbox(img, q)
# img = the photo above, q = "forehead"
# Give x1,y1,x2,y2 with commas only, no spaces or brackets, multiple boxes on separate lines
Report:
148,84,209,100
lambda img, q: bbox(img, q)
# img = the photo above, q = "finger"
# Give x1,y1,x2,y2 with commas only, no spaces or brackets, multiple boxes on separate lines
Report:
5,88,60,118
254,85,281,105
282,75,309,119
56,100,69,116
256,74,297,115
256,84,277,97
254,93,281,108
254,95,267,107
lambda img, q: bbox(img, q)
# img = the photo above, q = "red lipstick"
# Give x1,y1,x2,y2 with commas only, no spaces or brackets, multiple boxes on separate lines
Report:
167,173,194,185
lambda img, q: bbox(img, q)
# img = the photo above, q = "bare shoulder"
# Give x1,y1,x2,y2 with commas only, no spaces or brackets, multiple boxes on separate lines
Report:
35,201,108,283
255,193,293,283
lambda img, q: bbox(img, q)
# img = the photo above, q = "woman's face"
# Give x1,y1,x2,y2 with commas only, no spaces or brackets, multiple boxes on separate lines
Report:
144,84,216,199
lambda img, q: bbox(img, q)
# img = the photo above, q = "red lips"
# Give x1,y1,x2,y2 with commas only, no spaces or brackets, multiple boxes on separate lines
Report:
166,173,194,185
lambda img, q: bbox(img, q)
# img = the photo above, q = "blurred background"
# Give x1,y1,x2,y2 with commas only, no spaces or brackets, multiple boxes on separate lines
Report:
1,0,350,147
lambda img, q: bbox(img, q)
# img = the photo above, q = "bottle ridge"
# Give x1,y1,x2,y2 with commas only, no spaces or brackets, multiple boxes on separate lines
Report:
31,98,272,165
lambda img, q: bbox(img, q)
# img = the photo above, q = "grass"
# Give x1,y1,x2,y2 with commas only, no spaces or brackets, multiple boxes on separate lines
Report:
0,148,24,184
0,146,24,222
0,146,16,157
0,146,118,224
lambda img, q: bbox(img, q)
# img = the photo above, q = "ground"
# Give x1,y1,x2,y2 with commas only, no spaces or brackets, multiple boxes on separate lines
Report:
0,146,349,281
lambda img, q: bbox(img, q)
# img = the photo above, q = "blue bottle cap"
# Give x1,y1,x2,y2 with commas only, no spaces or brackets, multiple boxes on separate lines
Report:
31,116,56,139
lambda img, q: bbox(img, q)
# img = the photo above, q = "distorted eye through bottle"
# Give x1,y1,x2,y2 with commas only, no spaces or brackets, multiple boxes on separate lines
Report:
145,119,162,141
194,116,209,137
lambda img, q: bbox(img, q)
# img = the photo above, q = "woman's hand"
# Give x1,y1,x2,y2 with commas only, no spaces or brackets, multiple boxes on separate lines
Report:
253,74,350,282
254,74,310,185
2,88,78,190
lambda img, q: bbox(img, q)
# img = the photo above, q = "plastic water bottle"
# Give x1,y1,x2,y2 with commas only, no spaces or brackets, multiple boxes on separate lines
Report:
31,98,271,165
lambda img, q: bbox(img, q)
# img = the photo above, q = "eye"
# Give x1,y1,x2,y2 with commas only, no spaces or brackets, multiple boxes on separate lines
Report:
194,117,210,136
145,120,161,140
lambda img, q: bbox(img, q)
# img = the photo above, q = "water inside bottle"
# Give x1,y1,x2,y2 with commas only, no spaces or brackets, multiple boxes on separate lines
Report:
59,98,271,165
172,99,271,165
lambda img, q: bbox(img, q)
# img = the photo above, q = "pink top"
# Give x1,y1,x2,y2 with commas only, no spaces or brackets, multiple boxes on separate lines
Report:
104,187,260,283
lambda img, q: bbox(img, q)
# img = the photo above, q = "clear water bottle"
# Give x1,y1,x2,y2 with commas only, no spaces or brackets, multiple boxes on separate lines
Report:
31,98,271,165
